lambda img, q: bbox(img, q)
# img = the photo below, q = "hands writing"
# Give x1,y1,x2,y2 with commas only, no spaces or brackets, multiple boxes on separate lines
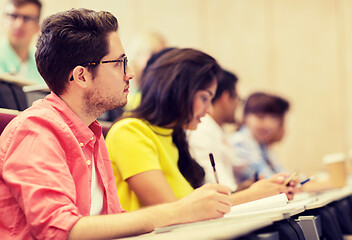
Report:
175,183,232,223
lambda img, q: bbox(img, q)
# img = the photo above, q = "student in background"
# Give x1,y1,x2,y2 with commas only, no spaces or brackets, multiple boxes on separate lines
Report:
0,0,43,84
0,9,232,239
230,92,290,185
187,70,241,191
188,70,292,192
106,51,296,212
124,31,167,112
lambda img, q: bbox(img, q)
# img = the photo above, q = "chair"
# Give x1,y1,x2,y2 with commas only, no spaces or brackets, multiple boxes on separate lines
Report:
0,108,19,135
0,81,28,111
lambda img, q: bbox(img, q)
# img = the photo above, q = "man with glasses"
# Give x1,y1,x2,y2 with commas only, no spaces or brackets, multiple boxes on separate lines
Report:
0,8,232,239
0,0,43,84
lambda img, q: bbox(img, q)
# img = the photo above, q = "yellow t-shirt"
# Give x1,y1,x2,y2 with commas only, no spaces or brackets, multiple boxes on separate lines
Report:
106,118,194,211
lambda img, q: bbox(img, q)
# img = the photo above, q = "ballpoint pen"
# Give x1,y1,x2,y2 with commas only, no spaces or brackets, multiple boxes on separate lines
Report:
209,153,219,184
300,175,315,186
253,171,259,182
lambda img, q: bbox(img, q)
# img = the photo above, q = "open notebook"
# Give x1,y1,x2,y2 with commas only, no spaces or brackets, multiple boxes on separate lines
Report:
224,193,317,219
154,193,316,234
225,193,289,218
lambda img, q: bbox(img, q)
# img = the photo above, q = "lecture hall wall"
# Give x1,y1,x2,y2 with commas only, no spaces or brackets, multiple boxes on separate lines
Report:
1,0,351,176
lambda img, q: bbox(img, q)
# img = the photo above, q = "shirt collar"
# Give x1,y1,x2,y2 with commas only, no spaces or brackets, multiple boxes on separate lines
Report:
204,114,223,134
239,126,264,149
40,92,102,146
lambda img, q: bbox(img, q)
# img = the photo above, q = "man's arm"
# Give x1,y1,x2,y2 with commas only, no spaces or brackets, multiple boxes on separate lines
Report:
68,184,231,239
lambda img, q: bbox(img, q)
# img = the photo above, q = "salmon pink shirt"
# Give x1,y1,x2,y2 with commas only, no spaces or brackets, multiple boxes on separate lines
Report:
0,93,124,240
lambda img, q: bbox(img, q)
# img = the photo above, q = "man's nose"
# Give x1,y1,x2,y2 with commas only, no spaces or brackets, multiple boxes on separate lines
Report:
124,65,135,81
13,16,25,28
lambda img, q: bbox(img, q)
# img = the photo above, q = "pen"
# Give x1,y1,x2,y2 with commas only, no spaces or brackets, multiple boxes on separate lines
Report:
209,153,219,184
300,175,315,186
253,171,259,182
284,171,299,186
300,178,311,185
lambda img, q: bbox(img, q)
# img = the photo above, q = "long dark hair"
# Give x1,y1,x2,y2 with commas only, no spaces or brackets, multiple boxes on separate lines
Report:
131,48,222,188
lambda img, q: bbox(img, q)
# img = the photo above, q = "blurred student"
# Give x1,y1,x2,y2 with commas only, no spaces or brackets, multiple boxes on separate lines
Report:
229,92,290,185
187,70,241,191
124,31,166,111
0,9,232,239
0,0,43,84
106,50,296,212
188,70,293,193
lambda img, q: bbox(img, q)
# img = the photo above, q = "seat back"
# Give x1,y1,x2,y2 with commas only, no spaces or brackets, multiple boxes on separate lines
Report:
0,108,19,135
0,81,28,111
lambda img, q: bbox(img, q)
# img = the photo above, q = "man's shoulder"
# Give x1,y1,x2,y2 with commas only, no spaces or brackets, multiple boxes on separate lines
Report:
0,38,15,59
0,104,68,162
3,101,67,136
0,38,9,48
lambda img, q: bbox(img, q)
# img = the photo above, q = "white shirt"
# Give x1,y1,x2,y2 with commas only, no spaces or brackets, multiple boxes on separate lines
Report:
188,115,238,192
90,155,104,216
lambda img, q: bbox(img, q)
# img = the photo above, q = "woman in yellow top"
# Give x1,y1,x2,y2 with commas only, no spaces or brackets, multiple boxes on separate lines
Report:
106,48,296,211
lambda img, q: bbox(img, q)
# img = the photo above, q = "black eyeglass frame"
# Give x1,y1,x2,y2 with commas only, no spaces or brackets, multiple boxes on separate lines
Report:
82,56,128,75
5,13,39,23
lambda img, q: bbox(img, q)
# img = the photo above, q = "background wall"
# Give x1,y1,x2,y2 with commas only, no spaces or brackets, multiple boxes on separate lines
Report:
1,0,351,175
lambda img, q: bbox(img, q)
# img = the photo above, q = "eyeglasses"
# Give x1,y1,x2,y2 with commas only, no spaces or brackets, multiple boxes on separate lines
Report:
5,13,39,24
82,56,128,74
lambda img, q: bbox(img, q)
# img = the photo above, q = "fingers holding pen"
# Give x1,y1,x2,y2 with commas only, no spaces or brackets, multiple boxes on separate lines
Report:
270,173,299,200
201,183,232,209
178,183,232,222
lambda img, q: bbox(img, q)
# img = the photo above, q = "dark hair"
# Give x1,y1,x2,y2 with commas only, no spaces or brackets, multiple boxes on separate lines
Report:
244,92,290,116
212,69,238,103
140,47,176,80
9,0,42,12
35,8,118,95
132,48,222,188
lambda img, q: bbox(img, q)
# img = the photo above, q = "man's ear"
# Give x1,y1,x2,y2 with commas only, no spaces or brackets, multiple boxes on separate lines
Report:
70,66,91,88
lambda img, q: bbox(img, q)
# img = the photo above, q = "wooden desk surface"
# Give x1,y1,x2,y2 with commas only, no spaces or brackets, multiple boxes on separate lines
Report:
119,217,273,240
0,108,20,115
0,73,36,86
119,185,352,240
305,185,352,210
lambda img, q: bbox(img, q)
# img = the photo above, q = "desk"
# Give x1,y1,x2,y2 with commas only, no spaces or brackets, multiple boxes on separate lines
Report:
120,218,273,240
119,185,352,240
0,74,38,110
306,186,352,210
117,197,309,240
0,73,35,86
